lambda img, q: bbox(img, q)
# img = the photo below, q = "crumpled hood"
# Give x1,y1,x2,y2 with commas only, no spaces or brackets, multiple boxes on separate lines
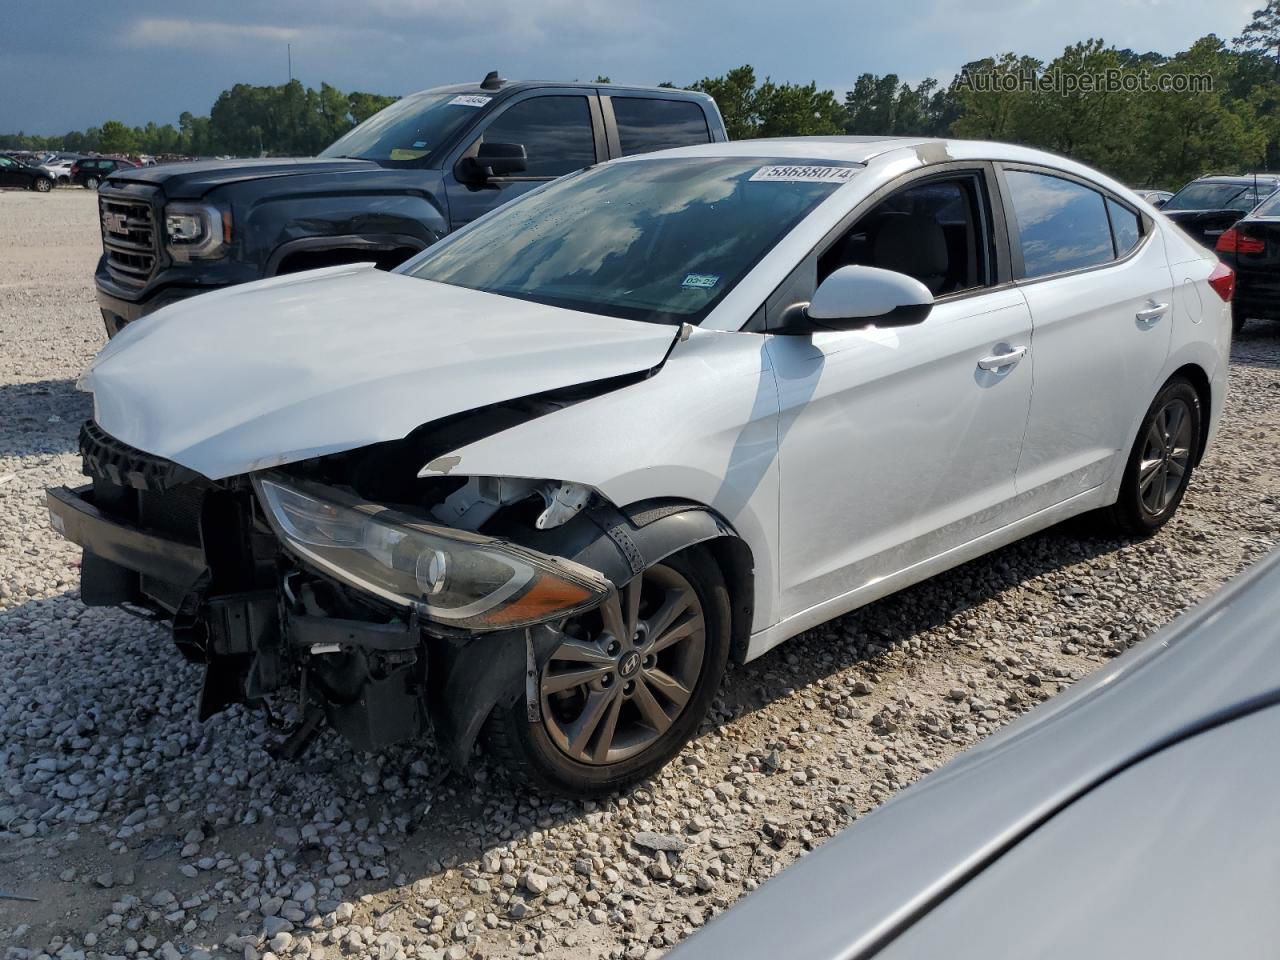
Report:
83,265,678,480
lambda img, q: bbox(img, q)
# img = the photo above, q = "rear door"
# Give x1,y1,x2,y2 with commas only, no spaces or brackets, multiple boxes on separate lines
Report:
1000,165,1173,512
443,89,605,230
599,94,714,158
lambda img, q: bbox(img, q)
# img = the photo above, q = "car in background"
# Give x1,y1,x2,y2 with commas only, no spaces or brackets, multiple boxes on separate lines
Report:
93,74,727,336
40,157,75,185
0,154,55,192
1136,188,1173,206
669,546,1280,960
51,136,1231,797
1215,188,1280,334
1162,173,1279,248
71,156,139,189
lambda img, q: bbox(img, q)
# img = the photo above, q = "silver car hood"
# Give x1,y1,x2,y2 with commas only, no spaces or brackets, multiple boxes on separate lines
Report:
82,265,678,480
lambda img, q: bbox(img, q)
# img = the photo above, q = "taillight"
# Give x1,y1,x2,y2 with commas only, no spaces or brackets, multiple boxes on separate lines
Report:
1207,262,1235,302
1215,226,1265,255
69,164,79,176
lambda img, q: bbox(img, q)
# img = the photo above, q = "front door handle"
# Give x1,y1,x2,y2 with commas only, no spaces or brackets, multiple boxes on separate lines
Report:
977,345,1027,371
1136,301,1169,324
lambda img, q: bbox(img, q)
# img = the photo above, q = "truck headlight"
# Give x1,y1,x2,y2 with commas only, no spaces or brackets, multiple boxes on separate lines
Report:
255,476,611,631
163,202,229,260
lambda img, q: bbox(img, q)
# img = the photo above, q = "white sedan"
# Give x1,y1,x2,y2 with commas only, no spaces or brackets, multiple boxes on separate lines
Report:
52,137,1232,796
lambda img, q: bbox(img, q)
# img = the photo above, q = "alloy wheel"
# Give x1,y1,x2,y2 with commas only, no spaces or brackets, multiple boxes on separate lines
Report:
540,564,706,765
1138,397,1192,515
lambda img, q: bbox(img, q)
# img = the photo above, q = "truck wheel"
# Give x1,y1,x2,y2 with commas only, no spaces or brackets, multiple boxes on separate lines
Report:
484,546,731,797
84,176,99,190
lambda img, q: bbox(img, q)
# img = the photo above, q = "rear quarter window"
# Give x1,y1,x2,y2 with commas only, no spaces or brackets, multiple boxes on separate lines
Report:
611,98,711,155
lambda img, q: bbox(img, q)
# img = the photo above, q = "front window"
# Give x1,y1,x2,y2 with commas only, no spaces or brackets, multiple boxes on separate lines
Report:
1163,182,1260,213
403,157,853,325
319,92,489,168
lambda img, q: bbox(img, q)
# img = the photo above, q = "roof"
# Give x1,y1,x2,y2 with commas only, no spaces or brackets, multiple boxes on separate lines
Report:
407,78,714,103
1194,174,1280,184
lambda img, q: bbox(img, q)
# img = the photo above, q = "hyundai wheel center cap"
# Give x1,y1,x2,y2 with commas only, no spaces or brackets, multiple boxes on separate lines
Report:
619,651,641,678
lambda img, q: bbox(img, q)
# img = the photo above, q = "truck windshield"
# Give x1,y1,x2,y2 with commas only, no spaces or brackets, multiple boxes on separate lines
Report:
403,157,856,325
319,92,486,167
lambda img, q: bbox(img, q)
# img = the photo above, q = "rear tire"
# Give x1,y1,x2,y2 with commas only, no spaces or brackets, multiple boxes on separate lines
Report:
84,176,99,190
484,546,731,797
1098,377,1202,537
33,177,52,193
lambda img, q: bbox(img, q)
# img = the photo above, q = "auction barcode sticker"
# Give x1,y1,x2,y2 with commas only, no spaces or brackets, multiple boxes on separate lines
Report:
749,165,860,184
449,95,492,107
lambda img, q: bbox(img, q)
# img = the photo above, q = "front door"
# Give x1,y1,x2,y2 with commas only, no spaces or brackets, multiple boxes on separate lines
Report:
444,91,603,230
769,170,1034,620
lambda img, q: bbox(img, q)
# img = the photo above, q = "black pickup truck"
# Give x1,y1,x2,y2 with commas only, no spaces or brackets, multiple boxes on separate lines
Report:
95,74,726,336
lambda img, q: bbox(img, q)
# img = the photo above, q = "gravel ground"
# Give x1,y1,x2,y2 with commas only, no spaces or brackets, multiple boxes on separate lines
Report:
2,188,1279,960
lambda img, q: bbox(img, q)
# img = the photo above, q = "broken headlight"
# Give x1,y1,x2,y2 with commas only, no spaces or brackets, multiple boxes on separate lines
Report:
254,476,610,631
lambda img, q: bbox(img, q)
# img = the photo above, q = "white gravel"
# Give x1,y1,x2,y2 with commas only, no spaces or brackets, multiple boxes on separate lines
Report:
2,188,1279,960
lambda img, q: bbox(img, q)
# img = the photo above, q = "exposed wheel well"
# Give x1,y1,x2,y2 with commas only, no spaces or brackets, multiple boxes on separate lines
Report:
275,245,420,276
702,535,755,664
1168,363,1212,465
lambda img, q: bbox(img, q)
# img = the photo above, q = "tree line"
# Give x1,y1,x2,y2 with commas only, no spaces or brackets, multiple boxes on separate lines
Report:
4,2,1280,189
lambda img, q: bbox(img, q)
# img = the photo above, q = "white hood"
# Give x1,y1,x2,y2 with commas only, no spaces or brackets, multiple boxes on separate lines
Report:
84,265,678,479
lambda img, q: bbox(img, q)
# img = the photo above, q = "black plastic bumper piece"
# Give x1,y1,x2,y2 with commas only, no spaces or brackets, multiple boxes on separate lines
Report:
46,484,207,606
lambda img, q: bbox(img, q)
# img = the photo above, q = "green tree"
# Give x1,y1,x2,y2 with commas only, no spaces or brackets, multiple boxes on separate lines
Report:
98,120,139,155
1236,0,1280,63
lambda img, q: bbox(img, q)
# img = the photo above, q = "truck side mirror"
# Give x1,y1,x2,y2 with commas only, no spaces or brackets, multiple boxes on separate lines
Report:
459,142,528,182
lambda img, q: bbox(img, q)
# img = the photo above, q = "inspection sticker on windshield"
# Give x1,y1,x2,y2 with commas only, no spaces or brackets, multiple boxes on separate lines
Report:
682,273,720,289
449,95,492,107
749,165,859,184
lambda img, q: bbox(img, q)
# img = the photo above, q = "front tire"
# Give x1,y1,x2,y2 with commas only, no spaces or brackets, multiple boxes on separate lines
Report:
484,546,731,797
84,176,99,190
33,177,52,193
1099,377,1202,537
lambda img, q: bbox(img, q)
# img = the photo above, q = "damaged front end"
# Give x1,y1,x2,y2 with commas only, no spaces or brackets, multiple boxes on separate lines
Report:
48,421,620,764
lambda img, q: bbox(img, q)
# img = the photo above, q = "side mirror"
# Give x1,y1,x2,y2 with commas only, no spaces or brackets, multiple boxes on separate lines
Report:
459,141,528,182
1152,198,1167,209
777,265,934,335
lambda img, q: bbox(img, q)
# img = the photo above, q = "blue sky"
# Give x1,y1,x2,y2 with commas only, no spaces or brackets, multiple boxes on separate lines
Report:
0,0,1258,134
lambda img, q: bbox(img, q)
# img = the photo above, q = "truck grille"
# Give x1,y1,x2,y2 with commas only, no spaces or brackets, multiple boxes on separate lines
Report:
100,195,159,286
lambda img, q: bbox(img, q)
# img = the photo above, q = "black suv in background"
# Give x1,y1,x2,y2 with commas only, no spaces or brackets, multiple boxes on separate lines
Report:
95,74,727,336
0,154,55,192
72,157,141,190
1161,174,1279,248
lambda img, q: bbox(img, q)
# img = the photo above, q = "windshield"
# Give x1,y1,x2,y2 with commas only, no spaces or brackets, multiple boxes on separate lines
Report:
1164,181,1265,213
404,157,855,325
319,92,489,167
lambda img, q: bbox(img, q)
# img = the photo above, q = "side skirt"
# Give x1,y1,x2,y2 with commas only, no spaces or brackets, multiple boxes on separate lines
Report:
744,485,1110,662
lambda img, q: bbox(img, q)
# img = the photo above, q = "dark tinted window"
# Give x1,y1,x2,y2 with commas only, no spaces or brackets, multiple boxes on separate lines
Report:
612,98,710,155
1107,198,1142,256
481,96,595,178
1006,170,1113,278
820,175,990,294
1163,181,1272,213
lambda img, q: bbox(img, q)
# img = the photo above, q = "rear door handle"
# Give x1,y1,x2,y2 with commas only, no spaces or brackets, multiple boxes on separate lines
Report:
977,345,1027,371
1136,301,1169,323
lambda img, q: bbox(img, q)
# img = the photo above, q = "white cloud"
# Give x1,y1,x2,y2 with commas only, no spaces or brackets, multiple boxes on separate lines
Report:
124,18,304,47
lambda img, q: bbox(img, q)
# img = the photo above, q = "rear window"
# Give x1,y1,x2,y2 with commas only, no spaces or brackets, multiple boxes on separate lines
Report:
1253,191,1280,218
611,98,711,155
1164,181,1266,213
